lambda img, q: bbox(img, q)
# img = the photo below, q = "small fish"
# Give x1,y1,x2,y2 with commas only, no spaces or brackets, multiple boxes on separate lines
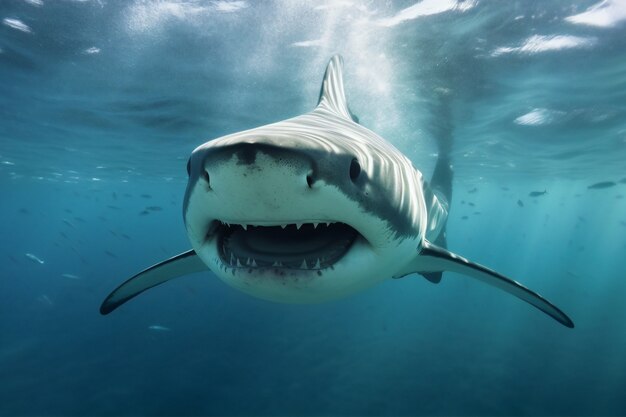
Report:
8,255,20,265
501,187,510,191
619,178,626,184
517,199,524,207
141,194,152,199
112,192,118,200
61,273,81,280
139,210,150,216
146,206,163,211
18,208,30,215
529,190,547,197
74,217,85,223
587,181,616,190
620,221,626,227
468,202,475,207
461,215,468,220
62,219,76,228
107,205,121,210
474,211,481,215
64,208,73,214
25,253,45,264
104,250,117,258
121,234,131,240
37,294,54,306
577,216,586,223
468,187,478,194
148,325,171,332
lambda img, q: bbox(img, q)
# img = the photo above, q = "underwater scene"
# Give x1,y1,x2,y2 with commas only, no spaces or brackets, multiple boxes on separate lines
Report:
1,0,626,415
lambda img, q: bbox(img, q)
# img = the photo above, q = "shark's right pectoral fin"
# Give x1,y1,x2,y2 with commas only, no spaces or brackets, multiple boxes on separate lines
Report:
100,249,207,315
397,241,574,328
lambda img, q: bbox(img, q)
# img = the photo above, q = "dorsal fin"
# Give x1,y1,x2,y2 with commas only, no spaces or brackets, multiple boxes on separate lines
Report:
317,55,359,123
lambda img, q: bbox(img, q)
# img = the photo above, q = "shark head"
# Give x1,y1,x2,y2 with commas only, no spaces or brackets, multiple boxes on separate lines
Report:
183,56,427,303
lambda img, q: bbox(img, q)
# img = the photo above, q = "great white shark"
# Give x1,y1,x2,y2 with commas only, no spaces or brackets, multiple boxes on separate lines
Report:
101,55,574,328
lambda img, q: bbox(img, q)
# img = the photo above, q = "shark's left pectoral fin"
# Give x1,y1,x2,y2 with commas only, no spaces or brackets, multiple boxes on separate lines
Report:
100,249,207,315
397,241,574,328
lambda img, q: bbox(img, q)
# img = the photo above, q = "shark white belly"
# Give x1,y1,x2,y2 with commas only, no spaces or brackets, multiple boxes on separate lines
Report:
100,55,574,328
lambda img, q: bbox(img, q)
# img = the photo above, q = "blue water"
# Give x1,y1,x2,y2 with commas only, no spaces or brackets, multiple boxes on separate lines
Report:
2,0,626,415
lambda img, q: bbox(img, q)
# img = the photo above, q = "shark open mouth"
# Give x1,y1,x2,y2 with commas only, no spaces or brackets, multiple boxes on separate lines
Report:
214,222,359,270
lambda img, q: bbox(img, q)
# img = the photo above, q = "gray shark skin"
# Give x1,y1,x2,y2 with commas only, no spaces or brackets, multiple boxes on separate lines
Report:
101,55,574,328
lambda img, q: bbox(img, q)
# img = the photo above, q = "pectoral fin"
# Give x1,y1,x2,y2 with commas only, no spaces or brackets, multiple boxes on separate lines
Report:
400,241,574,328
421,272,442,284
100,249,207,315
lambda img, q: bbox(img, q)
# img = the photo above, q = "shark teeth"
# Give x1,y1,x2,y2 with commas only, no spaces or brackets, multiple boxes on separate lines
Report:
219,252,325,271
221,247,330,271
217,221,358,272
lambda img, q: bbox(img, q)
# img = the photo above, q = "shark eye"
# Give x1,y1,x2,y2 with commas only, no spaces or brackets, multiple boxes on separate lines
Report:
349,158,361,183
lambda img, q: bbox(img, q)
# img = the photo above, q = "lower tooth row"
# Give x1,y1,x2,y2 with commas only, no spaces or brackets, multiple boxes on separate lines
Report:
226,254,324,270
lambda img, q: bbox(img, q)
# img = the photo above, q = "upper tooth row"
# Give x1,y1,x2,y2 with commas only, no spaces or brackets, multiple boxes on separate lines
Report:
219,221,334,229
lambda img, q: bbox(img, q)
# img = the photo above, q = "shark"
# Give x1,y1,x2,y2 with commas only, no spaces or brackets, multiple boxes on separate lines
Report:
100,55,574,328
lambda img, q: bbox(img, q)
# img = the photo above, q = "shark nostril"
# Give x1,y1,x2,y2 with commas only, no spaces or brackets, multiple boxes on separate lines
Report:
202,170,211,188
349,158,361,183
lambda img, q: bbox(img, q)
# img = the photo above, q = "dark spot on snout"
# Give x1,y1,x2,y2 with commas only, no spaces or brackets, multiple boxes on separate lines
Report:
236,144,258,166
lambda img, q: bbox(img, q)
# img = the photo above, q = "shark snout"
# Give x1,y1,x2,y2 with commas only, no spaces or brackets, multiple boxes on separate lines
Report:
199,142,315,192
196,141,366,196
